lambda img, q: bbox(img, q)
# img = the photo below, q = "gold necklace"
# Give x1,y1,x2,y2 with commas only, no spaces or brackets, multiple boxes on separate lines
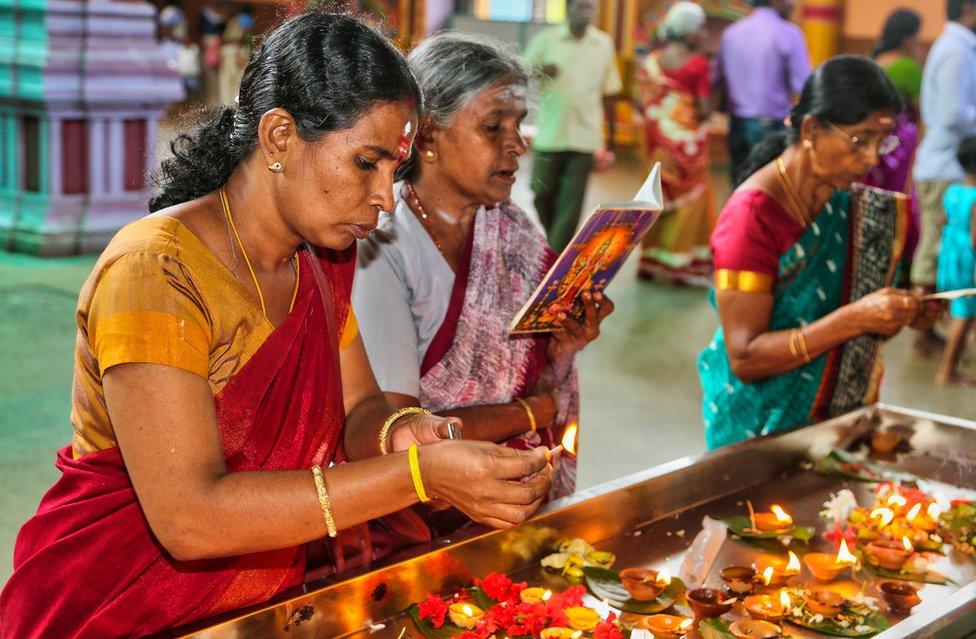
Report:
775,157,812,227
404,182,445,253
219,187,300,317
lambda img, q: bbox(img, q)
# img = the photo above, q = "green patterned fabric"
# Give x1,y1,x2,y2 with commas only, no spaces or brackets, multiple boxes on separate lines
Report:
699,186,905,449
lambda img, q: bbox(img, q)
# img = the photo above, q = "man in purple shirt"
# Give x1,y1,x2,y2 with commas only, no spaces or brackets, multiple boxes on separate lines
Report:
715,0,811,184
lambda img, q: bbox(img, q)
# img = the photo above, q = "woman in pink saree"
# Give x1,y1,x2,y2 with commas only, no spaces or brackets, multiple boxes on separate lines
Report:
354,33,612,518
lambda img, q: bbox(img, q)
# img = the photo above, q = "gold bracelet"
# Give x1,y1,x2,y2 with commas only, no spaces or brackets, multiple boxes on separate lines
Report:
379,406,431,455
514,397,538,433
788,329,800,360
796,327,812,363
311,466,338,538
408,444,431,503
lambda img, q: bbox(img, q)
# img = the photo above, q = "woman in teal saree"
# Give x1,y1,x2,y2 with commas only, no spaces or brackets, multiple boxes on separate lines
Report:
699,56,944,449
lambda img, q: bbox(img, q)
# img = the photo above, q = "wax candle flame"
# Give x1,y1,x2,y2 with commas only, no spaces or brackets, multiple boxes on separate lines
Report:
902,536,913,552
562,423,578,456
771,504,793,524
762,566,774,586
779,590,791,609
837,538,858,565
886,494,907,508
870,507,895,527
927,503,940,520
657,568,672,586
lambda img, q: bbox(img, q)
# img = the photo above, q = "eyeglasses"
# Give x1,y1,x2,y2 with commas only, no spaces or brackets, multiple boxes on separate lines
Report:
827,122,900,157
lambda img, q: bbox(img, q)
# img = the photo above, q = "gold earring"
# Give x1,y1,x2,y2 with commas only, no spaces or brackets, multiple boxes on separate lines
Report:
268,161,283,172
803,139,813,149
425,151,434,158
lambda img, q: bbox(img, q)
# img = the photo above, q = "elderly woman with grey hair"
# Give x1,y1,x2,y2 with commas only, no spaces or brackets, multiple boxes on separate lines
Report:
353,32,612,521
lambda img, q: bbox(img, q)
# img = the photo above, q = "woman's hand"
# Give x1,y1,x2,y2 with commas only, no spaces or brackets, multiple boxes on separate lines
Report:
421,441,552,529
389,413,461,452
548,290,614,371
909,298,946,331
846,287,920,337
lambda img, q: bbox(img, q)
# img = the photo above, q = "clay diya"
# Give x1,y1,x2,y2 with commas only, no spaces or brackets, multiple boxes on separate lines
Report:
619,567,670,601
871,429,901,454
448,603,485,629
803,539,858,581
866,537,914,571
743,590,791,623
721,566,757,594
541,628,580,639
565,607,601,632
755,552,801,586
880,581,922,614
640,615,694,639
752,504,794,532
728,619,784,639
686,588,735,618
803,589,846,617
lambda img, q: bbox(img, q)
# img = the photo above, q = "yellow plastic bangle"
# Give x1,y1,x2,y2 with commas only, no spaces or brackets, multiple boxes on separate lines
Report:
379,406,430,455
311,465,338,538
408,444,431,503
514,397,537,433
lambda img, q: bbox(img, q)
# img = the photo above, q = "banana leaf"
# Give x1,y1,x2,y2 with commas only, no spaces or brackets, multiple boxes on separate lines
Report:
786,611,890,637
582,566,684,614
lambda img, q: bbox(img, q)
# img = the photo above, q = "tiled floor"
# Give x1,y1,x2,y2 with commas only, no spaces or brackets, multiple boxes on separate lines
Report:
1,156,973,585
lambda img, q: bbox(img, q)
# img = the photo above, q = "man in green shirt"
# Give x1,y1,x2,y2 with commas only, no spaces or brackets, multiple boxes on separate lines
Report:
524,0,622,251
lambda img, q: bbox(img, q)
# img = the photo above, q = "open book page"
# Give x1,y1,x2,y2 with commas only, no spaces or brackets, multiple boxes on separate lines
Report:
509,164,664,335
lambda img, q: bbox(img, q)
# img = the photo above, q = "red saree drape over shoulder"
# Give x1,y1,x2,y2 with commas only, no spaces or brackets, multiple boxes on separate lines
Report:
0,248,355,639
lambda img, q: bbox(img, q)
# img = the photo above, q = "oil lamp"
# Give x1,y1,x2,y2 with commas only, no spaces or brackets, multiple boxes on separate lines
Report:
641,615,694,639
448,603,485,629
803,539,858,581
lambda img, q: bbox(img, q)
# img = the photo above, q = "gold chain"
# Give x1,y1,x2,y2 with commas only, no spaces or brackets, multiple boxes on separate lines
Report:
219,186,300,317
775,157,812,227
404,182,445,254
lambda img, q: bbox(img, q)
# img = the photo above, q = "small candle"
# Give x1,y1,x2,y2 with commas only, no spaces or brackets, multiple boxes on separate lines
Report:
756,552,801,586
803,539,858,581
721,566,757,594
866,537,914,571
620,567,669,601
728,619,783,639
880,581,922,615
448,603,485,629
753,504,794,532
565,606,601,631
520,587,553,604
743,591,789,623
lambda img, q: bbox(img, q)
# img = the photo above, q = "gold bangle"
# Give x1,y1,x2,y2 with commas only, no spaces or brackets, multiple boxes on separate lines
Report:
514,397,538,433
408,444,431,503
379,406,431,455
796,327,812,363
788,329,800,360
311,465,338,538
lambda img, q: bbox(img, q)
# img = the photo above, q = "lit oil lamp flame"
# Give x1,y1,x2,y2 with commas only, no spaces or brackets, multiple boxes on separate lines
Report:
886,494,907,508
870,507,895,527
771,504,793,525
657,568,672,586
678,618,694,633
837,538,858,566
927,503,941,520
779,590,791,610
902,536,914,552
562,423,578,456
906,503,922,523
571,632,583,639
762,567,775,586
543,590,553,602
462,604,474,617
787,551,801,573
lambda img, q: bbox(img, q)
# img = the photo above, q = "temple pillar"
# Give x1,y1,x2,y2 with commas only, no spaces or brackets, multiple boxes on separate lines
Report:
801,0,843,67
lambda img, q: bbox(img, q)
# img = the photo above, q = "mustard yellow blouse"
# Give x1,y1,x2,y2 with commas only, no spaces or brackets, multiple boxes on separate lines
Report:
70,216,358,458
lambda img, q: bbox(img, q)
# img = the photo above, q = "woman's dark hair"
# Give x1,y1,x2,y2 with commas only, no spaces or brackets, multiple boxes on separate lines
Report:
737,55,904,186
149,11,422,211
871,9,921,58
958,136,976,175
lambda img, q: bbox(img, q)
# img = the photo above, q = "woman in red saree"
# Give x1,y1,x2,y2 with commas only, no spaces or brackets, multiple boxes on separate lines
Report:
0,13,552,639
353,32,612,509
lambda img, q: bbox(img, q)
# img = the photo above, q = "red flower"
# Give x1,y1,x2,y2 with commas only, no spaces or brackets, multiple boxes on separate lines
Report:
823,522,856,546
505,602,548,637
418,593,448,628
951,499,973,507
547,584,586,611
475,572,526,603
483,601,518,634
594,615,623,639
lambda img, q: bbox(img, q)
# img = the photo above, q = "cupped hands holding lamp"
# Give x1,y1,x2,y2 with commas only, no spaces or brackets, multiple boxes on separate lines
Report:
698,56,944,450
0,13,552,639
